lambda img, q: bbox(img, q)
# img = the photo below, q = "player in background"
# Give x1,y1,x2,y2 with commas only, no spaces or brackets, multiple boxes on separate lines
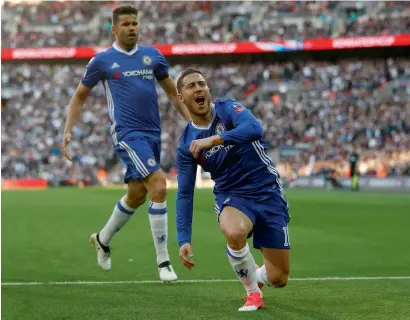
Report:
61,6,191,281
175,68,291,311
350,146,360,191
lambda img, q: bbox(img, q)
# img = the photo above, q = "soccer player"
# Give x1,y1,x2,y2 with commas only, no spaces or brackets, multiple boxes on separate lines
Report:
350,147,360,191
61,6,191,281
175,68,291,311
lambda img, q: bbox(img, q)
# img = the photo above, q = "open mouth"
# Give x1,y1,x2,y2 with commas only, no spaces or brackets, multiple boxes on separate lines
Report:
195,96,205,105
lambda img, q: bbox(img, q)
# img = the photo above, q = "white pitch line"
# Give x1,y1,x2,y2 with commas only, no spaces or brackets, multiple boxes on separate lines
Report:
2,276,410,286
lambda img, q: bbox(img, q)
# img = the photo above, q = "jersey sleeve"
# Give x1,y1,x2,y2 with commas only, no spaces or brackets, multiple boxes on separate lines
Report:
218,101,263,145
153,49,170,81
176,145,197,247
81,56,103,88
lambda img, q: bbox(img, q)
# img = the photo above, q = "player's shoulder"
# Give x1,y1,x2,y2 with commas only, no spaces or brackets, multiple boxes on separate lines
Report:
87,47,116,64
138,45,161,55
97,47,118,58
214,98,246,115
178,124,193,149
178,123,201,157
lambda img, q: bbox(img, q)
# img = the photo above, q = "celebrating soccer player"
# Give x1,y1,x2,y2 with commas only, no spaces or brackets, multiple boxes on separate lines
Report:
175,68,291,311
61,6,191,281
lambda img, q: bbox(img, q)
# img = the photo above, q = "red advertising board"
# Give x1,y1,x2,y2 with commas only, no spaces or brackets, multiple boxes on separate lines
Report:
2,179,48,190
304,34,410,51
2,34,410,60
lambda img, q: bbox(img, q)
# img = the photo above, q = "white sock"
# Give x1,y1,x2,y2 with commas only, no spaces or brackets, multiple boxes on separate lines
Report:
148,201,170,265
226,243,261,296
256,264,270,286
99,196,135,246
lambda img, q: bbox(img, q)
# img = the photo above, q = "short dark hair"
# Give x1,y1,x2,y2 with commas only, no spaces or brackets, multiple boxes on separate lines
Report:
177,68,205,92
112,5,138,25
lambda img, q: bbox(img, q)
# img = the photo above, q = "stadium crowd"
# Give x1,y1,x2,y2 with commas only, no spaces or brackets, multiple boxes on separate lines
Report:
2,58,409,185
2,1,410,48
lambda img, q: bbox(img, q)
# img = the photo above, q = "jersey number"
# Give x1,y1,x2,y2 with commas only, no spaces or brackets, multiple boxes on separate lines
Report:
283,226,290,247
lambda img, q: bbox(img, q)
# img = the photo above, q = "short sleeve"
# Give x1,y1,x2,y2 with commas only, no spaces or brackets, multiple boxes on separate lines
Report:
81,56,103,88
153,49,169,81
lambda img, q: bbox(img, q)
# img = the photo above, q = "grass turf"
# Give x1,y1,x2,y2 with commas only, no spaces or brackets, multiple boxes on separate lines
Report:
2,188,410,319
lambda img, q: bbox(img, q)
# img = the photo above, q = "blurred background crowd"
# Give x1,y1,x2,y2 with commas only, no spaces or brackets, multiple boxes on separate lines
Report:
2,1,410,47
1,1,409,186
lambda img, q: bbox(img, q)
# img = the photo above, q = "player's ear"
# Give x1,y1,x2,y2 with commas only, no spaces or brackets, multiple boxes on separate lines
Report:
177,93,184,103
111,23,117,35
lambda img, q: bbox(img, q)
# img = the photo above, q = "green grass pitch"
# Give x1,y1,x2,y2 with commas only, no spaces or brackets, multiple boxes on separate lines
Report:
2,188,410,319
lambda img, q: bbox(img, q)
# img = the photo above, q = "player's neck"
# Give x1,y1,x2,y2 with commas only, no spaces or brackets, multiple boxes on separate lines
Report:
192,108,212,127
116,41,136,52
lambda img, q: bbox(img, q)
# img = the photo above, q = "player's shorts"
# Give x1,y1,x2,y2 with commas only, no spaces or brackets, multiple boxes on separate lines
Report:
215,194,291,250
114,136,161,183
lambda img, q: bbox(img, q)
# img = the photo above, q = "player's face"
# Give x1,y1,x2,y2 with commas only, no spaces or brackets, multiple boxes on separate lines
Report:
112,14,139,49
178,73,211,117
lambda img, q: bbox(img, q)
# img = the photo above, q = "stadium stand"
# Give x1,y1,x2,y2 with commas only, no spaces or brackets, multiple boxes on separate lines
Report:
1,1,409,187
2,1,409,48
2,59,409,185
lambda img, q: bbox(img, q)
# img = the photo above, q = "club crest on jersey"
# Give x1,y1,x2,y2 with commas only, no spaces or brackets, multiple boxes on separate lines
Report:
142,56,152,65
147,158,156,167
215,122,226,135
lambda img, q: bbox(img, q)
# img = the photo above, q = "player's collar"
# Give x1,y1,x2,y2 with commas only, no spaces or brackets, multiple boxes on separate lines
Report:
191,103,216,130
112,42,139,55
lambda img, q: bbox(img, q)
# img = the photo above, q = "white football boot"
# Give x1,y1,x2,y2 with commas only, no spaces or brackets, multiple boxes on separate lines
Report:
89,233,111,271
158,261,178,282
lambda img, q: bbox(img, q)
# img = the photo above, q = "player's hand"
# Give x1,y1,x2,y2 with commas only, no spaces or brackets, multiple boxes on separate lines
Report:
179,243,195,269
190,136,222,158
61,132,73,161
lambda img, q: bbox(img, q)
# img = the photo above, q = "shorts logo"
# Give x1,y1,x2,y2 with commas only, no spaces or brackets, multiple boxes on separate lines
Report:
142,56,152,65
223,197,230,204
147,158,156,167
215,122,226,135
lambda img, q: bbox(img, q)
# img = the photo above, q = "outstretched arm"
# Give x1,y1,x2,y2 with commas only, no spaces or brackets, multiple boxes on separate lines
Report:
176,147,197,247
176,147,197,269
62,57,102,160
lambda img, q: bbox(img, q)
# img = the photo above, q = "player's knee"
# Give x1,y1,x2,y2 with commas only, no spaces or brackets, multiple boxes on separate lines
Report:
150,179,167,202
267,273,288,288
126,192,147,208
223,227,248,248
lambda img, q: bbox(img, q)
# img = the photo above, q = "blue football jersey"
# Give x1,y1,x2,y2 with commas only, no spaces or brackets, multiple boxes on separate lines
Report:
81,42,169,145
176,98,289,246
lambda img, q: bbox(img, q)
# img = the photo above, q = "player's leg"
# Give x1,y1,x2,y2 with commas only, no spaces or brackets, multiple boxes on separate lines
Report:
253,203,291,288
89,142,149,271
352,173,359,191
256,248,290,288
218,202,263,311
98,179,147,246
140,138,177,281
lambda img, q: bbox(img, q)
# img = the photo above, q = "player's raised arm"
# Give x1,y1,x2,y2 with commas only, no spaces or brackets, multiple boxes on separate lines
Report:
62,57,102,161
217,101,263,145
153,48,191,121
176,146,197,269
159,76,191,121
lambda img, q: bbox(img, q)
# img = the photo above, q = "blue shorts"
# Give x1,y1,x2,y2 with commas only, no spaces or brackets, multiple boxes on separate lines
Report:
215,194,291,250
114,137,161,183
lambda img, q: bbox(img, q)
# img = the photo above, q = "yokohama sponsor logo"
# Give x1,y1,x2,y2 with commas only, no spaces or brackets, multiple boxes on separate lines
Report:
171,43,237,55
12,48,77,59
333,36,395,49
